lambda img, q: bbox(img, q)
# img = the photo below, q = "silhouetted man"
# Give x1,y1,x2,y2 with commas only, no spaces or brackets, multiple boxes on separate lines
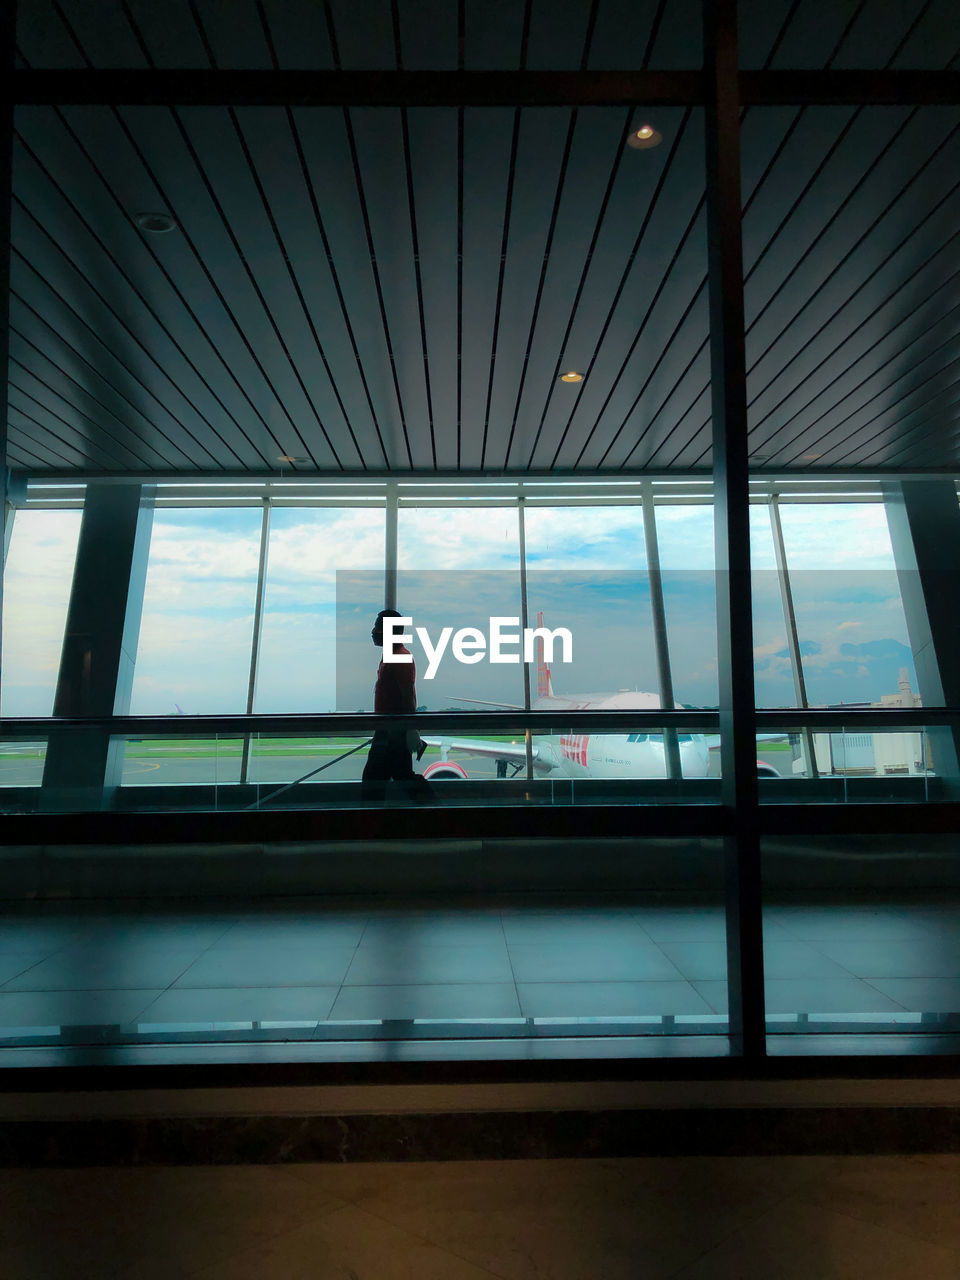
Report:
361,609,431,803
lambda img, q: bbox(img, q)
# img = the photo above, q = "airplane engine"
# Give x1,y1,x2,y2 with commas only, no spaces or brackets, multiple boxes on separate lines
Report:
757,760,781,778
422,760,468,781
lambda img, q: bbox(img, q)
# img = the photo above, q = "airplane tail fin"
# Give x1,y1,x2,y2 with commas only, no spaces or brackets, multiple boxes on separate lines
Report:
535,610,554,698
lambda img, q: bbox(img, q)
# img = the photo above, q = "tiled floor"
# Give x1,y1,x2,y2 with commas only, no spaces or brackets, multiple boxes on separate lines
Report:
0,895,959,1047
3,1153,960,1278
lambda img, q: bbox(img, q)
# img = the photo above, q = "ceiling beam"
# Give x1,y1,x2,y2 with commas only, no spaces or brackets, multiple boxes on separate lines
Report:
9,68,960,108
9,68,703,108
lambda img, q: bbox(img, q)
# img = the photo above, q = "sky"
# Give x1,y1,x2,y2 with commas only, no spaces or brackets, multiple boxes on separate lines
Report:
1,497,919,718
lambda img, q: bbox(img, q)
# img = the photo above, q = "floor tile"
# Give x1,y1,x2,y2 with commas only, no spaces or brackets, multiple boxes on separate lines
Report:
189,1201,503,1280
508,940,684,983
791,1154,960,1253
0,954,61,985
0,988,165,1030
136,985,338,1026
499,913,648,946
359,915,505,947
286,1156,818,1280
767,905,949,942
692,977,908,1016
860,977,960,1014
212,917,366,949
327,982,522,1021
2,948,205,992
630,907,729,942
344,943,513,985
0,1165,343,1280
517,980,716,1018
669,1194,960,1279
172,946,357,989
815,938,960,979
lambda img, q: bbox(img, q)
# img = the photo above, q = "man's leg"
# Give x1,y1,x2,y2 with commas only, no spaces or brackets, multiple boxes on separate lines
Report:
361,732,391,803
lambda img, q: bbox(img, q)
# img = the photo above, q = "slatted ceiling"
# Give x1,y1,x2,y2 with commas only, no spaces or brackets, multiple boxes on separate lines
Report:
326,0,394,70
120,105,335,469
15,0,702,71
583,0,666,70
640,0,702,70
498,107,630,467
396,0,459,70
289,108,399,467
258,0,335,71
550,121,708,470
893,0,960,70
477,108,573,469
122,0,211,70
235,109,377,469
55,107,298,471
458,108,512,470
9,236,203,470
464,0,528,70
335,109,418,468
192,1,272,71
407,109,459,470
524,0,595,70
7,394,101,468
481,105,581,467
174,105,350,468
9,322,166,469
16,0,85,68
13,131,262,473
348,108,430,469
741,105,960,468
525,104,684,467
55,0,148,69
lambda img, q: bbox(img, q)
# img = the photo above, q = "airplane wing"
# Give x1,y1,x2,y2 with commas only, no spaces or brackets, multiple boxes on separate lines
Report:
420,736,556,773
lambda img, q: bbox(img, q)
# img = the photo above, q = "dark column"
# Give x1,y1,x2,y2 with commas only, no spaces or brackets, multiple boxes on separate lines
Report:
884,479,960,786
42,484,154,807
0,3,15,669
703,0,766,1058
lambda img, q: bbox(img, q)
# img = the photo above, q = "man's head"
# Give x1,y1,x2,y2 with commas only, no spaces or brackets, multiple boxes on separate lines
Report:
371,608,403,648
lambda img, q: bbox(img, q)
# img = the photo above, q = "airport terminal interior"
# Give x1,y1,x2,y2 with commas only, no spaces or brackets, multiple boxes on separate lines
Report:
4,0,960,1158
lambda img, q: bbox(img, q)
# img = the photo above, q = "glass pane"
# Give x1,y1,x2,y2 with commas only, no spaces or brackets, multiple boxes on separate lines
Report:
395,507,523,709
1,509,82,716
255,507,385,713
130,508,263,715
777,503,916,708
750,504,795,708
763,834,960,1043
655,504,719,708
522,504,654,697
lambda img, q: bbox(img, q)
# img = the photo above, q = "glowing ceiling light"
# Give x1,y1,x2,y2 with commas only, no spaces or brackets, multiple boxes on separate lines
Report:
627,124,662,150
559,371,583,383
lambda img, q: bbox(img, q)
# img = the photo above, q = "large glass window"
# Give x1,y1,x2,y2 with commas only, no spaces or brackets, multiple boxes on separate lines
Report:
129,508,263,715
396,504,523,710
522,503,651,698
776,502,915,708
655,504,719,708
1,507,82,716
255,506,385,714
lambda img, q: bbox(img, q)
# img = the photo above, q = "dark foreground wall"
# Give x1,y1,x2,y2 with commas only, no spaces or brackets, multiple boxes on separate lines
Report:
2,834,958,900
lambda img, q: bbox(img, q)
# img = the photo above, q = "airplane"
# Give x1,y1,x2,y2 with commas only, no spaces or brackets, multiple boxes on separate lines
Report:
418,611,744,783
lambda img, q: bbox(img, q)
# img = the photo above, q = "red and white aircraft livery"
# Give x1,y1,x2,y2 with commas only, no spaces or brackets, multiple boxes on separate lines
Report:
420,612,713,782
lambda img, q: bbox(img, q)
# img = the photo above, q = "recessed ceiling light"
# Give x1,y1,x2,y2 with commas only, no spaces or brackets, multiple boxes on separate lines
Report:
277,455,299,463
559,371,583,383
627,124,662,150
801,452,822,461
134,211,178,234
